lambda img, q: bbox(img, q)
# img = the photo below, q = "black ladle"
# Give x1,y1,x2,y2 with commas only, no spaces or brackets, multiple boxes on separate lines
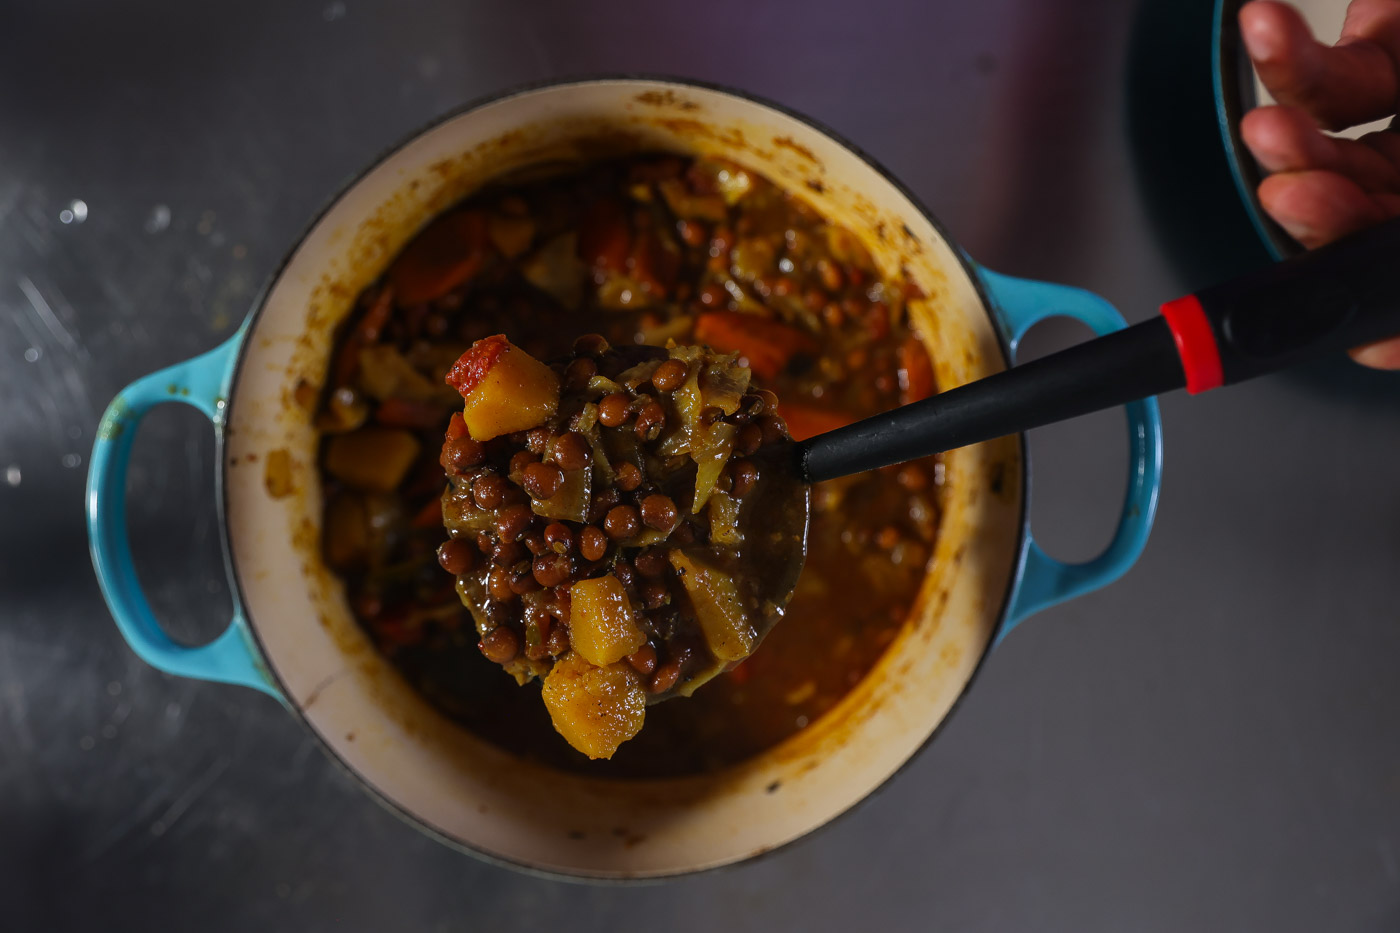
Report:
796,216,1400,483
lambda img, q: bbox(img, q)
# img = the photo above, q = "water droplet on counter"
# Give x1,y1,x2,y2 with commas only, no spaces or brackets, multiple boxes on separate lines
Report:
100,724,117,739
23,347,40,362
59,199,88,225
67,425,82,439
145,203,171,234
62,453,81,468
107,681,123,696
78,735,95,750
323,1,346,20
5,465,20,486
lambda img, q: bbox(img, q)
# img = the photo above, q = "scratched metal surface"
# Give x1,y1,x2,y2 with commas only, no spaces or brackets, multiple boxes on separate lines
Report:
4,0,1400,930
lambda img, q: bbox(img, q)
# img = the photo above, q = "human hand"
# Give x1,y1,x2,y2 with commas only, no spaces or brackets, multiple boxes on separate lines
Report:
1239,0,1400,369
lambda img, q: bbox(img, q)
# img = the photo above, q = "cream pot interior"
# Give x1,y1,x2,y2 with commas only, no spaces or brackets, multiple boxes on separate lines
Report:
221,78,1024,878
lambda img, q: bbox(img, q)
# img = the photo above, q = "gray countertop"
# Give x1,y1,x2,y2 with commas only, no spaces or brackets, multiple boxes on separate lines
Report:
4,0,1399,929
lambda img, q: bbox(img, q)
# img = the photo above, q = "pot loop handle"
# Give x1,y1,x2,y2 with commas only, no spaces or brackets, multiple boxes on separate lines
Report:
86,328,281,697
975,267,1163,641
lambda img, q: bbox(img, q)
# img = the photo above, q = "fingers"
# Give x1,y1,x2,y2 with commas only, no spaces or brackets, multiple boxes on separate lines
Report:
1241,105,1400,191
1240,0,1400,131
1351,337,1400,369
1256,169,1390,246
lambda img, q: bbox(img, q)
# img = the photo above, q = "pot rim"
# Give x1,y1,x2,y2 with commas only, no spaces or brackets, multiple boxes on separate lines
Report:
220,73,1028,881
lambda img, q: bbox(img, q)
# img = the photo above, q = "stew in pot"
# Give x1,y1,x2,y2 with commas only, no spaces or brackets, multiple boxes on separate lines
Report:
311,153,943,775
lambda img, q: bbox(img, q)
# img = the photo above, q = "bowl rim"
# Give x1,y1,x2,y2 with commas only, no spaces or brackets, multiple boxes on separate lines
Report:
219,72,1028,881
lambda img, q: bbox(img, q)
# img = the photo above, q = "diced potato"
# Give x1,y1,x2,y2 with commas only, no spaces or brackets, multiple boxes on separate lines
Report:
323,427,420,492
323,492,370,570
488,211,535,258
713,162,753,205
569,575,645,666
521,233,587,308
541,653,646,759
669,550,755,661
446,336,560,441
357,345,455,403
657,177,727,222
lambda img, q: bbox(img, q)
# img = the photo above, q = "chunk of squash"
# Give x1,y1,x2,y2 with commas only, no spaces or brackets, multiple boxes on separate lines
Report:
541,653,646,759
446,335,560,441
569,575,645,667
668,550,755,661
323,427,421,492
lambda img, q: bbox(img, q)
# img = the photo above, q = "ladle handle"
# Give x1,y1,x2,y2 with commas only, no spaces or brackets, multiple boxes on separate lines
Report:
797,216,1400,483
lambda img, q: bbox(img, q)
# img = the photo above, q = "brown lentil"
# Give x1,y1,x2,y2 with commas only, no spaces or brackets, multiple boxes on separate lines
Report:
613,559,637,589
634,401,666,441
565,356,597,389
735,422,763,457
639,494,679,532
649,661,682,694
522,461,564,499
480,627,520,664
487,567,515,602
437,538,476,575
491,538,525,567
494,504,535,542
545,624,571,656
627,644,658,676
573,333,609,356
471,473,507,510
615,461,643,492
532,553,573,588
604,505,642,540
441,436,486,473
549,431,591,470
651,358,688,392
633,547,669,578
543,522,573,554
640,579,671,609
579,526,609,562
508,564,542,595
598,393,632,427
730,459,760,498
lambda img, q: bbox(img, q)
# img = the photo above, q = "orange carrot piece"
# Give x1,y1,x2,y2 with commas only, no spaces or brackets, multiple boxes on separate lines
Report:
375,397,447,430
578,198,630,273
332,285,396,388
410,496,444,529
898,335,935,404
776,402,855,442
694,311,816,381
388,210,491,305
